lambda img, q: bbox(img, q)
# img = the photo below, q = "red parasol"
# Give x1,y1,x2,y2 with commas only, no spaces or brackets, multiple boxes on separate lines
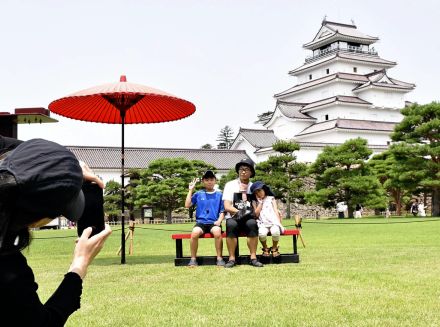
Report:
49,75,195,264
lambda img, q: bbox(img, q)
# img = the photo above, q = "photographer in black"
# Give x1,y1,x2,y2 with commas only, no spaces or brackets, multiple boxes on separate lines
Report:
0,138,111,326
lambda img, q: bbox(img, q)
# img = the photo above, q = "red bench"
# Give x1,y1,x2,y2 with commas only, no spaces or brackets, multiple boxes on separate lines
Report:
171,229,300,266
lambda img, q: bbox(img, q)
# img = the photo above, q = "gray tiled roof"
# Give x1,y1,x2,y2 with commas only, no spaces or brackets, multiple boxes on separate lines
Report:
237,128,278,148
67,146,249,171
277,101,315,119
304,21,378,49
301,96,371,111
295,119,396,137
289,52,396,75
297,141,388,150
354,70,415,92
275,73,368,98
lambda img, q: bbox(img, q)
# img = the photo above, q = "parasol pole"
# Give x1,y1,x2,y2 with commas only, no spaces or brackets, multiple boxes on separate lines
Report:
120,109,126,264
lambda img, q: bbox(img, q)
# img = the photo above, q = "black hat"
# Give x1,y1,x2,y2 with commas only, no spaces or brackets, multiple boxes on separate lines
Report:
250,181,274,196
235,158,255,178
202,170,216,179
0,139,85,222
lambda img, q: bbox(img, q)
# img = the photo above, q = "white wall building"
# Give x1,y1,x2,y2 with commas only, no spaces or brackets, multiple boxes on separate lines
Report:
231,20,415,163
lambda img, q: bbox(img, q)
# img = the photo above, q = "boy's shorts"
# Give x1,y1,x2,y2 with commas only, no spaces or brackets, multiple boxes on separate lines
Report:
194,223,222,234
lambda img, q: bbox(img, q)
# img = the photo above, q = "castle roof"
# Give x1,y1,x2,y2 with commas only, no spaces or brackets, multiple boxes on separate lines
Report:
304,20,379,50
67,146,249,172
301,95,371,112
289,52,396,75
295,118,396,138
275,72,368,98
353,69,415,92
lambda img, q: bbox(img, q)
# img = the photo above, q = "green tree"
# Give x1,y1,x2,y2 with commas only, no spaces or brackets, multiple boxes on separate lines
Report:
216,125,234,149
391,101,440,216
306,138,387,217
200,143,213,149
218,168,239,190
368,150,414,215
134,158,213,223
125,168,141,220
254,140,307,218
255,111,274,125
103,180,121,222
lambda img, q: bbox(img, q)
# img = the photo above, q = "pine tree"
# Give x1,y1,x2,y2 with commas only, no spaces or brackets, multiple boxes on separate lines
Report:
391,101,440,216
216,126,234,149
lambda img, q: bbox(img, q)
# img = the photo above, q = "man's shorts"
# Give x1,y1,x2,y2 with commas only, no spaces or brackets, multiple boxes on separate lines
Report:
194,223,222,234
225,218,258,238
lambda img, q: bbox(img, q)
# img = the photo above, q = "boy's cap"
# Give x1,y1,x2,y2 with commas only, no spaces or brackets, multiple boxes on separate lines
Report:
250,181,274,197
202,170,216,179
0,138,85,222
235,158,255,178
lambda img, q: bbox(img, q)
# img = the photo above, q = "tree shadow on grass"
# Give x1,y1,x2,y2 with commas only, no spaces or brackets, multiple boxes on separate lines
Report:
92,254,176,266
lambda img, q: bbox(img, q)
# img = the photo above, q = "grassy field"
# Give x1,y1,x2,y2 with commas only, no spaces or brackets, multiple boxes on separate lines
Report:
26,217,440,327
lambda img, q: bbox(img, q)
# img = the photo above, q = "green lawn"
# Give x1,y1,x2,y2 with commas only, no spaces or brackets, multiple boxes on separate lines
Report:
26,217,440,327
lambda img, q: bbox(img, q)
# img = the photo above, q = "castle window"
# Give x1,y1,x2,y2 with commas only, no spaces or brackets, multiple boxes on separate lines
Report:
325,114,329,121
326,68,330,74
353,67,358,73
309,74,312,80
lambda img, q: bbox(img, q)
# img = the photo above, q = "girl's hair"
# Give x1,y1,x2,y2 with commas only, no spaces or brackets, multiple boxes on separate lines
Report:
0,172,33,254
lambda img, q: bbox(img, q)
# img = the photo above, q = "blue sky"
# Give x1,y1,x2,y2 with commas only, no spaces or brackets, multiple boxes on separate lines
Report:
1,0,439,148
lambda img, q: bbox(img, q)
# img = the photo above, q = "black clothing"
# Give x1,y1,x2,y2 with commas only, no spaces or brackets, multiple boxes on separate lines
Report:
0,135,22,156
0,251,82,326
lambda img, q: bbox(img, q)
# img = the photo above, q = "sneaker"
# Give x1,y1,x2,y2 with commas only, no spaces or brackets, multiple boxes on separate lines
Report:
187,259,198,267
224,260,236,268
250,259,263,267
216,258,226,267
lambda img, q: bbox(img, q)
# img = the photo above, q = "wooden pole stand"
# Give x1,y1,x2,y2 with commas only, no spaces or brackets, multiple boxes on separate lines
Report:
294,214,306,248
117,215,136,256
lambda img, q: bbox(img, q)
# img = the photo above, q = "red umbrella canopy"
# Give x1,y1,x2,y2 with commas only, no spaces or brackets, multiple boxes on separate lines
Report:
49,75,196,124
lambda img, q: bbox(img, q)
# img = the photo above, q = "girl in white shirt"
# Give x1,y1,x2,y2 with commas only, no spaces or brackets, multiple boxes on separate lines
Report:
251,181,284,259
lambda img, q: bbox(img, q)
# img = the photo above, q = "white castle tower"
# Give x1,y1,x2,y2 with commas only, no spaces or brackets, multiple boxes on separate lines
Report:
231,20,415,163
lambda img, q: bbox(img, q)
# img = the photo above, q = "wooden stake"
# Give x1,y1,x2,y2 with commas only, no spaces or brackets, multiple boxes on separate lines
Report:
294,214,306,248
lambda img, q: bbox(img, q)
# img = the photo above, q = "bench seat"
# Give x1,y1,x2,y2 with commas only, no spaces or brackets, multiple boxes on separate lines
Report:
171,229,300,266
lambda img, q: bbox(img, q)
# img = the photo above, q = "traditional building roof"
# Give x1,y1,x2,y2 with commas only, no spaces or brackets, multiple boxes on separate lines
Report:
301,95,371,112
296,141,388,150
289,52,396,75
295,118,396,137
67,146,249,172
276,101,315,119
304,20,379,50
275,72,368,98
353,69,415,92
232,128,278,149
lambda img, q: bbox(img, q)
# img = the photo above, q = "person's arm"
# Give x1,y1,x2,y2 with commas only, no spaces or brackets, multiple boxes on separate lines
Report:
253,199,263,217
184,178,197,208
224,200,239,216
215,211,225,226
68,224,112,279
272,198,282,224
2,225,112,326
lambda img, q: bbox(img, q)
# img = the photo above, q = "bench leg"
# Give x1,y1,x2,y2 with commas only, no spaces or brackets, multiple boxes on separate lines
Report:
176,239,183,258
293,235,298,255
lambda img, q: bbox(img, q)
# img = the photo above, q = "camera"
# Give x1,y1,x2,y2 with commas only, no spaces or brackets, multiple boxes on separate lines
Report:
77,182,105,237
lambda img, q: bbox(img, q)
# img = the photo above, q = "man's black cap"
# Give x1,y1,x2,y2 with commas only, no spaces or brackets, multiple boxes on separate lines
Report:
0,138,85,222
202,170,216,180
235,158,255,178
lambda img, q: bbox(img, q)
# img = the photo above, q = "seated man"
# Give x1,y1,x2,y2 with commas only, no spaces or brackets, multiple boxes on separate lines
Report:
185,170,225,267
222,159,263,268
